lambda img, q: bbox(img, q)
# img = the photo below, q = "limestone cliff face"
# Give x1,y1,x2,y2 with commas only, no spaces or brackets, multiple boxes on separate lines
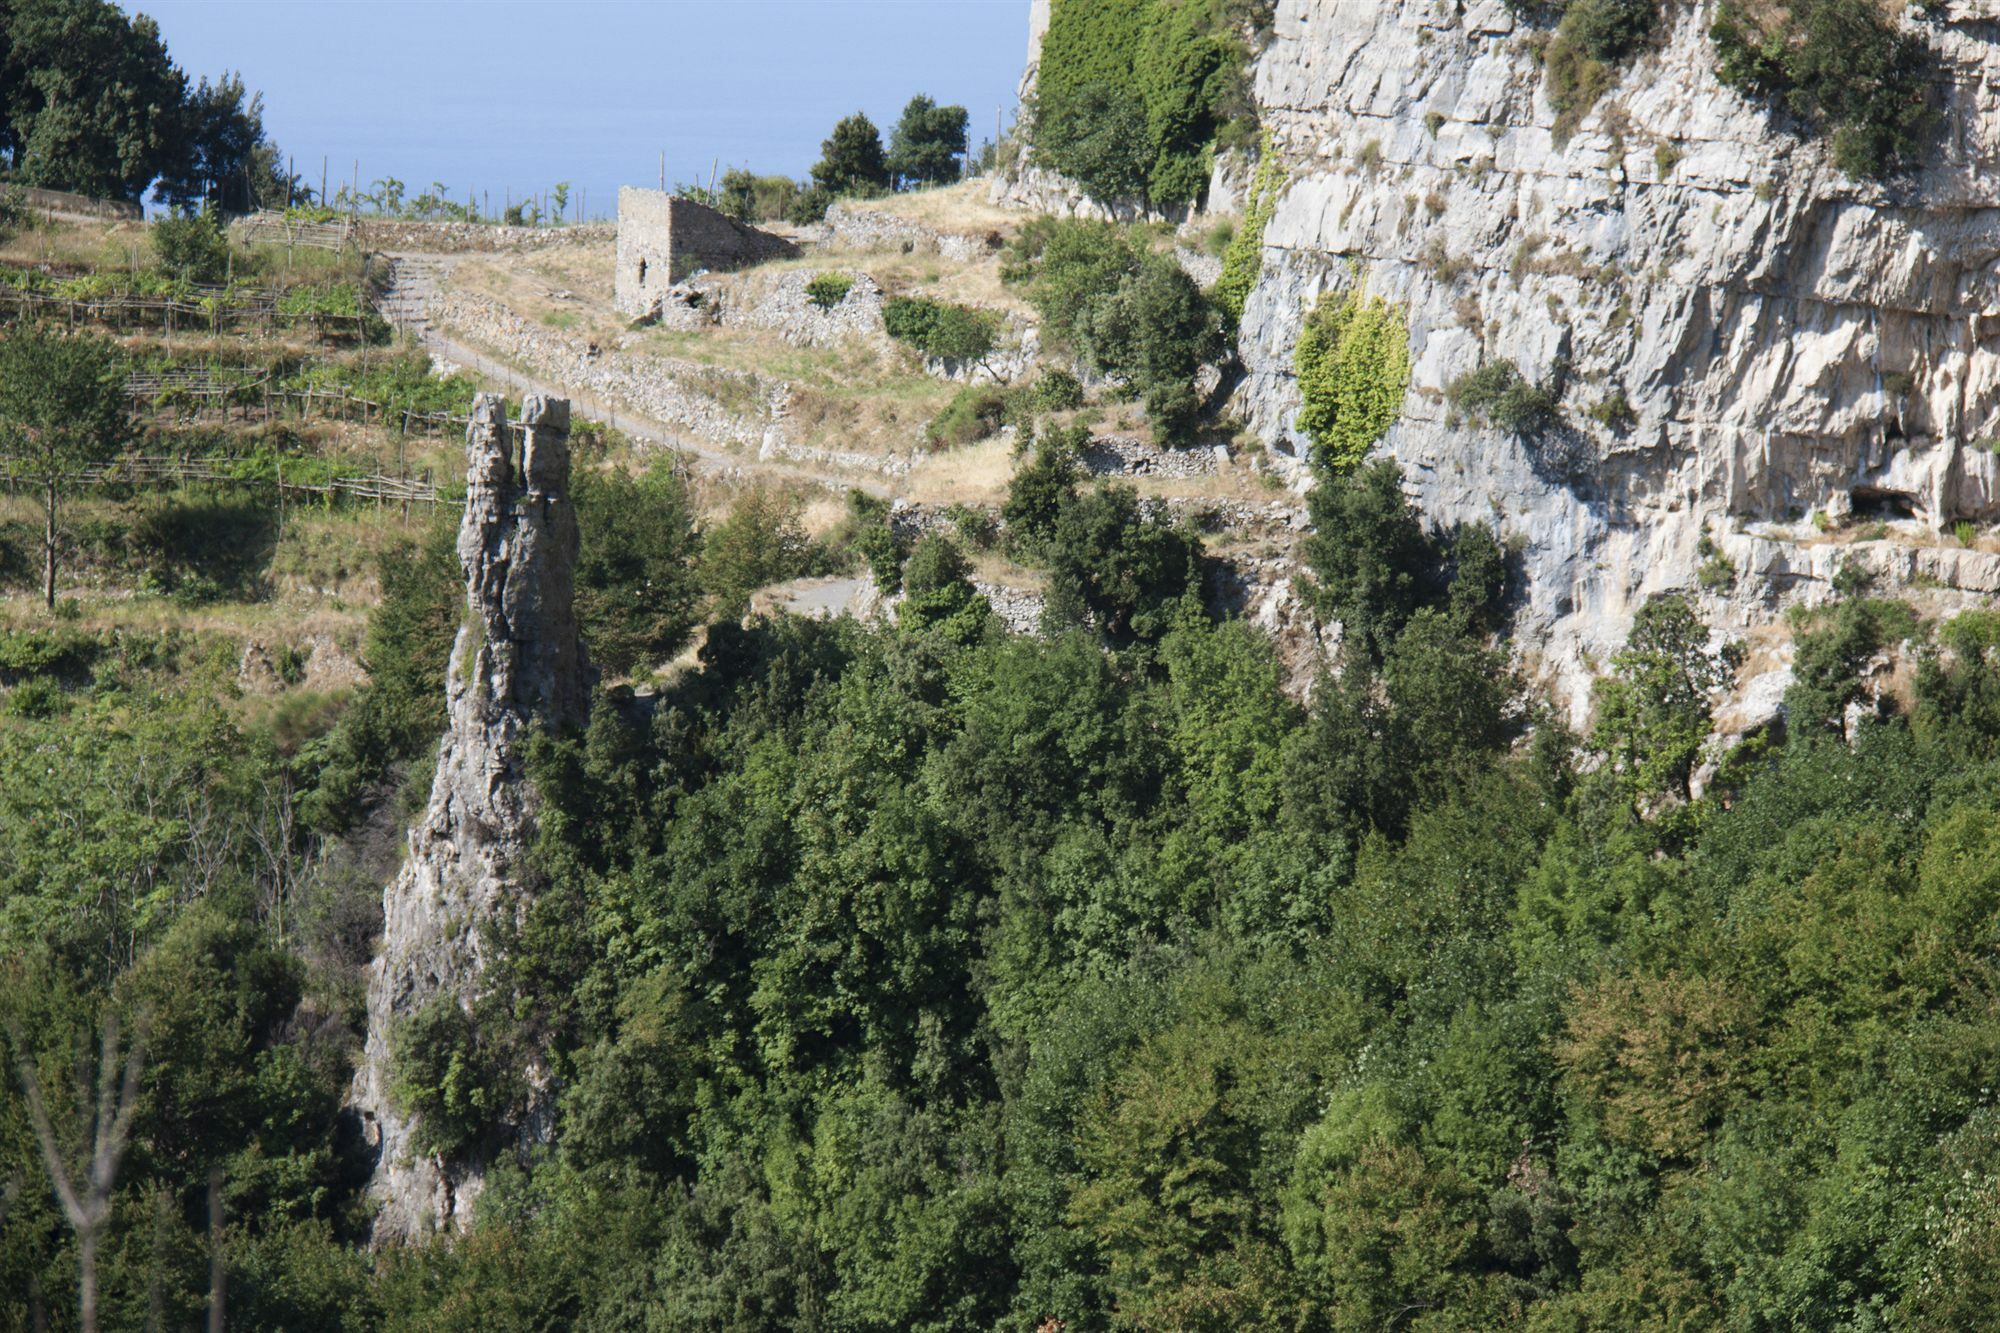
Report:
350,392,586,1240
1230,0,2000,716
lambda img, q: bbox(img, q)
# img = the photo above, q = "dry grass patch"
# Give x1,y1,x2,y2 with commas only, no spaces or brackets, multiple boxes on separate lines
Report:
903,436,1020,508
843,180,1023,237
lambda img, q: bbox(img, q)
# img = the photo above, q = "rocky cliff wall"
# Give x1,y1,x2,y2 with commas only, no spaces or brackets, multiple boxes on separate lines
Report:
349,393,587,1240
1225,0,2000,717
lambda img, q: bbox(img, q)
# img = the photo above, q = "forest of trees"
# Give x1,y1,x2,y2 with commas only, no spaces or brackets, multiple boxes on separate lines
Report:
5,426,2000,1327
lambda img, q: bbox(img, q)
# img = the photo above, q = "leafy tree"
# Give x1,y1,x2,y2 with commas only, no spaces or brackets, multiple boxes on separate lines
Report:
1590,594,1735,805
810,111,890,197
572,459,702,677
150,208,229,283
0,324,127,608
886,94,969,188
153,72,290,214
389,996,515,1157
1915,609,2000,758
1784,596,1915,738
1076,253,1222,445
0,0,185,201
296,520,460,833
1036,79,1151,203
897,535,992,646
1003,425,1084,552
1006,222,1221,445
700,483,811,616
1003,217,1143,352
1300,459,1438,665
1044,484,1203,644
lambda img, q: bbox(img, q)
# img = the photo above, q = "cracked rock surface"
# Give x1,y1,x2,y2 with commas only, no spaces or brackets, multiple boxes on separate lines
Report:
349,392,586,1241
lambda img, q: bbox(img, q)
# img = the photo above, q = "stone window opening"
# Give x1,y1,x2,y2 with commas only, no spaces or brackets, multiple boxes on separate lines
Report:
637,257,647,286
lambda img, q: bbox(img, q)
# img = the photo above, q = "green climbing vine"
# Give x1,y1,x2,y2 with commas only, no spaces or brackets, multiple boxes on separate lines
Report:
1214,133,1284,328
1293,280,1411,472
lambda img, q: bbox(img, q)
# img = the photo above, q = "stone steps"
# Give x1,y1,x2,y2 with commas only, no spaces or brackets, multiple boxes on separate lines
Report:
375,255,451,340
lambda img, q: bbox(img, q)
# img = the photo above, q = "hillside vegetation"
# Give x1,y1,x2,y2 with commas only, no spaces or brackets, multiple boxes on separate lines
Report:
3,1,1998,1330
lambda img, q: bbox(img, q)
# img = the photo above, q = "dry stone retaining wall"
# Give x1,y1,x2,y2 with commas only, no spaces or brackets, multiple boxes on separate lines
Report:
428,288,916,478
355,219,612,254
812,202,998,262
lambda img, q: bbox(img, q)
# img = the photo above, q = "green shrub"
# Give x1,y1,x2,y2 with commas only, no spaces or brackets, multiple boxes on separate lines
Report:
926,384,1011,449
805,272,854,310
389,996,514,1157
152,209,231,284
0,627,105,682
787,185,833,225
897,535,992,645
1003,424,1086,550
881,296,998,364
7,676,66,719
1710,0,1934,179
1293,283,1411,472
1448,359,1559,436
1587,388,1636,431
717,168,802,223
1031,367,1086,412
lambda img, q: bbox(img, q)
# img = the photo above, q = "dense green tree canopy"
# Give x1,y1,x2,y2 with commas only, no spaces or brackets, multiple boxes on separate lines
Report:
810,111,891,198
885,94,969,188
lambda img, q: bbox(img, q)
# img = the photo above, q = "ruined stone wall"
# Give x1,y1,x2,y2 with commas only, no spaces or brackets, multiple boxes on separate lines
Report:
614,187,795,315
349,392,587,1240
4,182,141,222
355,219,611,254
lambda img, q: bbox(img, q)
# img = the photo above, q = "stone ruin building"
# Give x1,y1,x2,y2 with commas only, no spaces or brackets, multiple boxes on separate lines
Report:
614,186,794,316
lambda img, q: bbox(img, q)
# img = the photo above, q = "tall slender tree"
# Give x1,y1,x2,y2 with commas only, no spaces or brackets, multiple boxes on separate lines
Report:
0,325,127,608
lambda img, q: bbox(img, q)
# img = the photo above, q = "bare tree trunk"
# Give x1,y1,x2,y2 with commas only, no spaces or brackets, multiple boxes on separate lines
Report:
13,1012,148,1333
43,477,56,610
206,1168,225,1333
77,1228,98,1333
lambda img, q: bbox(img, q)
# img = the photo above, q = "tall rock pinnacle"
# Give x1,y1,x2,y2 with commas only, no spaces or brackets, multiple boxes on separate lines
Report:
350,392,587,1240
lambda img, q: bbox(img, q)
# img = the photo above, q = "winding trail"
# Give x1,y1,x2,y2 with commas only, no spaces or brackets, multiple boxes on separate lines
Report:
376,254,891,497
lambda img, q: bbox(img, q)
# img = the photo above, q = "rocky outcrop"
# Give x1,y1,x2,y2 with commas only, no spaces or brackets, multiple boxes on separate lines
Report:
350,393,588,1240
1218,0,2000,717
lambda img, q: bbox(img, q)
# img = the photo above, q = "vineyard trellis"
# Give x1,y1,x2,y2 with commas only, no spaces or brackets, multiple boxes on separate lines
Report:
0,451,455,530
0,284,376,338
231,212,356,254
121,368,504,442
